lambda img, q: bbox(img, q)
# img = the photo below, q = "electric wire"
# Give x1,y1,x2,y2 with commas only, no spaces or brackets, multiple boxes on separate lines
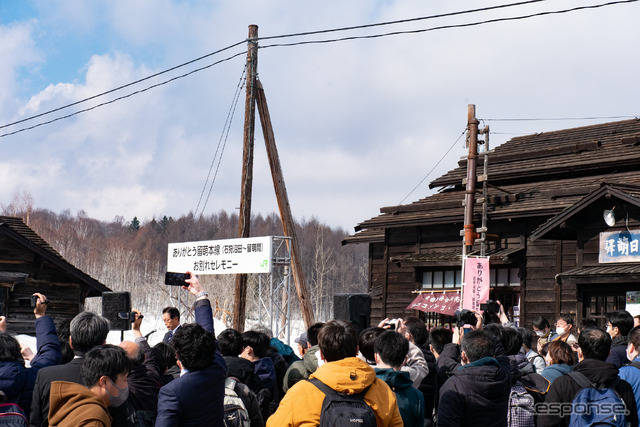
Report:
0,0,637,139
399,128,467,205
256,0,549,41
195,66,247,217
484,115,638,121
0,40,246,131
259,0,637,50
0,50,247,139
1,0,549,133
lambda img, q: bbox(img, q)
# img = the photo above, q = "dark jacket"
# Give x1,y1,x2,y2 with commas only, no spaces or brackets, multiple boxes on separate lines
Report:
111,338,163,426
537,358,639,427
607,335,630,369
155,299,227,427
253,356,277,420
510,353,535,379
230,378,264,427
0,315,60,420
417,343,438,420
376,368,425,427
437,342,511,427
265,346,288,404
161,364,180,386
224,356,262,393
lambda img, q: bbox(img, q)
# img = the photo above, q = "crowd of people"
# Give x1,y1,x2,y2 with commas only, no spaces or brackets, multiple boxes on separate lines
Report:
2,279,640,426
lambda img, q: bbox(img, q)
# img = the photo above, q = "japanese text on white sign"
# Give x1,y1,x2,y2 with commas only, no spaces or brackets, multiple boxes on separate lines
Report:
167,236,273,275
600,230,640,263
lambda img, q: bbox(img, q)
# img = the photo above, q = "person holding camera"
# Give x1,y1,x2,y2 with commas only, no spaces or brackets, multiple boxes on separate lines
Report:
436,311,511,427
378,318,429,388
0,293,61,419
155,272,227,427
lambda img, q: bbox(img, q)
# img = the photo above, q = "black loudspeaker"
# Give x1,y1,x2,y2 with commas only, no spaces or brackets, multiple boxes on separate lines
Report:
333,293,371,334
102,292,131,331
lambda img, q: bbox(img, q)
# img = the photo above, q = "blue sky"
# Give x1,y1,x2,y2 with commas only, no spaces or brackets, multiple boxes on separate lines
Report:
1,0,639,231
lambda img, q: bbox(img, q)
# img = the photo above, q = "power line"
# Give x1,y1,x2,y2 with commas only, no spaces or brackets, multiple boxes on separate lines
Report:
257,0,549,41
1,1,549,134
0,40,246,131
259,0,638,50
399,128,467,205
0,50,247,139
1,0,637,138
483,115,638,122
195,65,247,217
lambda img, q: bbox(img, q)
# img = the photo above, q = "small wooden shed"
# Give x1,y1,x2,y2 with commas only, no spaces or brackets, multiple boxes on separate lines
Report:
0,216,110,334
345,118,640,330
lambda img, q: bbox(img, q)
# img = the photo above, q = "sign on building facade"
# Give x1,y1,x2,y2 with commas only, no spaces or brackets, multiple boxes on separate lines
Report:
599,230,640,263
167,236,273,275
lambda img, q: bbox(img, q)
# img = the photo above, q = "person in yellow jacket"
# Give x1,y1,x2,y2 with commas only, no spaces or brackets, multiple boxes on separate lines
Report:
267,320,403,427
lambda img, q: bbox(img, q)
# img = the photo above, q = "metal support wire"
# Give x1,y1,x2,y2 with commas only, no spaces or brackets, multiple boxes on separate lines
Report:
253,236,293,343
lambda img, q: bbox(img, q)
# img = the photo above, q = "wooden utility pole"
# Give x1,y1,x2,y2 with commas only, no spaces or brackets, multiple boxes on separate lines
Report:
255,80,316,329
233,24,258,331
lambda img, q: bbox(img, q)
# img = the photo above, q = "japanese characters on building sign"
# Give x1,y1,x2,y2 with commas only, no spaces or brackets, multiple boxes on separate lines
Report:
406,291,461,316
462,256,490,312
599,230,640,263
167,236,273,275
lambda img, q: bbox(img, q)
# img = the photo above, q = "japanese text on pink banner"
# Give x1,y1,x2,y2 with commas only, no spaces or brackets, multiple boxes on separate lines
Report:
462,257,490,312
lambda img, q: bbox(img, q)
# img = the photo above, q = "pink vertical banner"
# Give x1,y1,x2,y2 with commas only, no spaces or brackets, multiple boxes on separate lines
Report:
462,257,490,312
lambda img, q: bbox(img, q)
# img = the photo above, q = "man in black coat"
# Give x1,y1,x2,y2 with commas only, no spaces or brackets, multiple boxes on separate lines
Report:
161,307,180,344
155,273,227,427
437,326,511,427
538,327,639,427
30,310,110,427
605,310,634,368
112,310,162,426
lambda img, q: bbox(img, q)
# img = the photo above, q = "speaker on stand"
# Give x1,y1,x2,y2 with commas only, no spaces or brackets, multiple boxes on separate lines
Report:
102,292,132,339
333,293,371,335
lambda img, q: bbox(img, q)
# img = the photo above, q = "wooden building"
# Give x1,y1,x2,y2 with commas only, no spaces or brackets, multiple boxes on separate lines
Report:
0,216,110,334
344,118,640,330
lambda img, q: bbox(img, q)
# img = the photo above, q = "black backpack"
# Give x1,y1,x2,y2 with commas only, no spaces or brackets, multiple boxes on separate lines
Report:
307,378,377,427
0,392,28,427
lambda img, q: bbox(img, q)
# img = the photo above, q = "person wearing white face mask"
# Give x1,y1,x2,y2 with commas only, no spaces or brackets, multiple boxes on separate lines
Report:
532,316,558,352
48,344,130,426
618,325,640,422
553,314,578,348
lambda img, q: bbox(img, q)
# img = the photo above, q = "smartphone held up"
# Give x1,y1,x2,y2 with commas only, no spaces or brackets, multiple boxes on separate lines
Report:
165,272,190,286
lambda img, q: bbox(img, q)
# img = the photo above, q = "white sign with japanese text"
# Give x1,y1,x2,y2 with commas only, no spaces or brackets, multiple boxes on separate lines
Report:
599,230,640,263
167,236,273,275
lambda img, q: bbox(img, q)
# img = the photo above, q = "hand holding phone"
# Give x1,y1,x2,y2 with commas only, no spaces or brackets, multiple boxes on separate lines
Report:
165,272,190,286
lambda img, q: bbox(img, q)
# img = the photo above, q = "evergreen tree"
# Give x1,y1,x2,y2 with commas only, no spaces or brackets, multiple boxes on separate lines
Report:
129,216,140,230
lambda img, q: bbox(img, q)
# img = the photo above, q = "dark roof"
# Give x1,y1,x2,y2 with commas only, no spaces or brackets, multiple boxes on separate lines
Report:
0,216,110,295
392,247,523,266
430,118,640,188
558,264,640,279
530,184,640,242
350,118,640,237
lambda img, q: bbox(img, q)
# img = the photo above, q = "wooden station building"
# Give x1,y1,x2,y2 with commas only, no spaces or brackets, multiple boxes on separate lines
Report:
0,216,110,334
344,118,640,330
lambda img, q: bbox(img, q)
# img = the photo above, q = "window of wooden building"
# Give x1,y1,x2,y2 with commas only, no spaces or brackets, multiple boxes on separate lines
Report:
419,266,521,328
